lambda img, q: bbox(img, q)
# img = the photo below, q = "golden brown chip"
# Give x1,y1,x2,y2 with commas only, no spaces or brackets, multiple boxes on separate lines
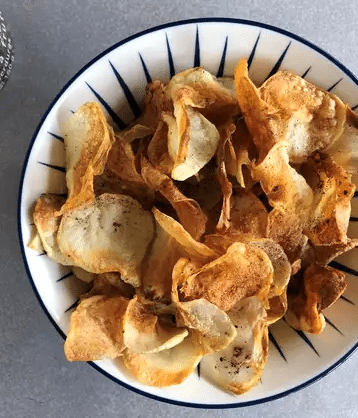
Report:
266,290,288,325
179,242,273,311
176,299,236,353
123,296,188,354
313,239,358,265
141,157,208,240
302,153,355,245
285,264,347,334
57,193,155,287
147,120,174,175
72,267,95,283
152,208,217,261
86,272,135,299
200,296,268,395
64,295,129,361
62,102,115,211
122,334,204,387
31,194,70,265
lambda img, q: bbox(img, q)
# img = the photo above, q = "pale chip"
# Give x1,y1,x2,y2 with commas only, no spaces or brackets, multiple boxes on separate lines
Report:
123,296,188,354
57,193,155,287
200,296,268,395
122,334,204,387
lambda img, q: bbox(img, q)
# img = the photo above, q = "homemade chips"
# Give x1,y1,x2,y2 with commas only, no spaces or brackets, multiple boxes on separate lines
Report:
30,58,358,395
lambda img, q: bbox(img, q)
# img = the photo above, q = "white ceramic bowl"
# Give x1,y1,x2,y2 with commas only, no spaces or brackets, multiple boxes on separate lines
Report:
18,18,358,408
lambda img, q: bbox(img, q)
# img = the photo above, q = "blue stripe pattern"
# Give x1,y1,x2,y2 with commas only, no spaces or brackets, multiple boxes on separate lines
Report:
197,362,201,379
265,41,292,80
269,330,287,362
340,295,355,305
354,191,358,198
216,36,228,77
166,33,175,78
292,329,320,356
327,78,343,92
85,82,126,129
48,132,64,142
65,298,80,313
194,26,200,67
329,261,358,277
352,104,358,111
57,272,74,282
350,217,358,221
38,162,65,173
109,61,141,118
324,316,343,335
139,53,152,84
247,32,261,69
301,66,311,78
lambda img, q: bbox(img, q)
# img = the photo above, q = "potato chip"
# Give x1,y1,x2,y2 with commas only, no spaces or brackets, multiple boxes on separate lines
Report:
64,295,129,361
152,208,217,261
31,194,70,265
123,334,204,387
57,193,155,287
302,153,355,245
141,156,208,240
200,296,268,395
165,105,220,181
285,264,347,333
313,239,358,265
266,291,288,325
87,272,135,299
62,102,115,211
235,58,346,163
147,120,174,175
72,267,95,283
176,299,236,353
179,242,273,311
123,296,188,354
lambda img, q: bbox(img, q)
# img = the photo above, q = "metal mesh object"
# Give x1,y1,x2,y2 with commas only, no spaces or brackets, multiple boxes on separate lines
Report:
0,11,14,91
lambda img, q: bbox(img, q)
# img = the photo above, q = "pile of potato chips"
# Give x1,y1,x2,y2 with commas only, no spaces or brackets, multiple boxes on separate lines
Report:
29,58,358,394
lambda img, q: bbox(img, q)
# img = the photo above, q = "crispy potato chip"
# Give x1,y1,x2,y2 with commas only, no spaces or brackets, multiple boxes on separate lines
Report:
201,296,268,395
313,239,358,265
141,157,208,240
122,334,204,387
147,120,174,175
266,290,288,325
179,242,273,311
302,153,355,245
64,295,129,361
72,267,95,283
123,296,188,354
176,299,236,353
141,216,184,302
31,194,70,265
285,265,347,334
235,58,346,163
58,193,155,287
253,141,313,261
165,105,220,181
152,208,217,261
62,102,115,210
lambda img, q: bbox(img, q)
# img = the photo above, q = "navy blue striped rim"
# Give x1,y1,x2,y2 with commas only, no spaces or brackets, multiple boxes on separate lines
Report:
194,26,200,67
301,66,311,78
165,33,175,78
340,295,355,305
269,330,287,362
352,104,358,111
324,316,343,336
327,78,343,92
354,191,358,198
48,132,64,142
216,36,228,77
57,271,74,282
85,81,126,129
109,61,141,118
38,162,66,173
329,260,358,277
65,298,80,313
247,32,260,69
350,217,358,221
292,329,320,356
18,18,358,409
139,53,152,84
264,41,292,81
197,362,201,379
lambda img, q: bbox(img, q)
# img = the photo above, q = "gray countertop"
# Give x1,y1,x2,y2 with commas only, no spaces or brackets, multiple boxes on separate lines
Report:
1,1,358,417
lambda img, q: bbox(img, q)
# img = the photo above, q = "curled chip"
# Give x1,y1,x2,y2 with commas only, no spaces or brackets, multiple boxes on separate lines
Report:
123,296,188,354
201,296,268,395
179,242,273,311
62,102,115,210
123,334,204,387
65,295,129,361
57,193,155,287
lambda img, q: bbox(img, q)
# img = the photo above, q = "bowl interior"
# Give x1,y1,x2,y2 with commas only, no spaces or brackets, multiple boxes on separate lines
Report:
19,19,358,407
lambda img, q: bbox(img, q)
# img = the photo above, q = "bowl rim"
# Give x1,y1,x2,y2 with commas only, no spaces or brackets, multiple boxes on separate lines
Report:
17,17,358,409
